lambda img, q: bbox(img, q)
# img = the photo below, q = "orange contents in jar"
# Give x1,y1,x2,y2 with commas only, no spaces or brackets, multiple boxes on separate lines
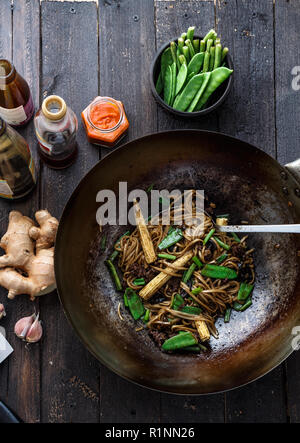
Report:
81,96,129,148
89,101,120,130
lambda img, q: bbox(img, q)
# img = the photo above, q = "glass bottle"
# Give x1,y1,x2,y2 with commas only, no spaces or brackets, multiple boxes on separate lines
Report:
0,59,34,127
34,95,78,169
0,118,36,199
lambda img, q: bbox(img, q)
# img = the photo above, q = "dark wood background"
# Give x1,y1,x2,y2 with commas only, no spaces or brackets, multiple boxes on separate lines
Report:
0,0,299,423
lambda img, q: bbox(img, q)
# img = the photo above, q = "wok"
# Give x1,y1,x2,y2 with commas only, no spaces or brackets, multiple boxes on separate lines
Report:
55,130,300,394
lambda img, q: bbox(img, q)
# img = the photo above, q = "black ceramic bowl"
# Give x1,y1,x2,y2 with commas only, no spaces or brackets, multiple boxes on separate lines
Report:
150,36,233,118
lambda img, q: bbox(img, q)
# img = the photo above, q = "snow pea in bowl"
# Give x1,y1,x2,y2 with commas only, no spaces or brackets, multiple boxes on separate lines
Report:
150,29,234,118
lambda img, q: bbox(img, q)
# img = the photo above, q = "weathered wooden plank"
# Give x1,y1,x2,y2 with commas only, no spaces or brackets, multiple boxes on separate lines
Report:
0,0,12,61
40,0,100,423
155,0,225,423
0,0,13,413
275,0,300,423
217,0,286,423
275,0,300,165
155,0,218,132
99,0,158,157
98,0,161,423
225,365,287,423
217,0,276,154
0,0,41,424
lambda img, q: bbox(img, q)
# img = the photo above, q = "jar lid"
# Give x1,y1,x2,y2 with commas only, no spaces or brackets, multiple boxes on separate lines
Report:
42,95,67,121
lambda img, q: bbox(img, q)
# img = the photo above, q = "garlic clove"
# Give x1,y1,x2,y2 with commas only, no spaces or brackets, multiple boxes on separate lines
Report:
0,303,6,319
25,313,43,343
14,313,35,340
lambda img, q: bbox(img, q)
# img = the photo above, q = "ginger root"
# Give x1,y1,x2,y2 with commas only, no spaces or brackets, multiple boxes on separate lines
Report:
0,210,59,300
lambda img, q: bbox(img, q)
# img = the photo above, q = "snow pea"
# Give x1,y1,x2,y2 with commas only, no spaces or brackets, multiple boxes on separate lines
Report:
178,37,184,54
170,62,177,105
125,288,145,320
181,306,202,315
202,51,210,72
222,47,229,62
163,64,173,105
173,93,181,109
187,52,204,75
175,62,188,96
214,44,222,69
185,71,195,84
185,39,195,58
155,71,163,95
200,40,205,52
201,264,237,280
203,29,216,44
158,227,183,250
187,72,211,112
186,26,195,41
161,46,173,79
209,46,215,71
172,293,185,310
195,67,233,111
193,39,200,53
170,41,180,71
162,332,197,351
178,54,187,65
173,73,205,111
206,38,213,53
237,282,253,302
182,45,190,63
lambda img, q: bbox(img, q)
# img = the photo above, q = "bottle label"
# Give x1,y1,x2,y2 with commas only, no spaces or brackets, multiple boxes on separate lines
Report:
38,140,53,154
0,95,34,126
0,179,13,199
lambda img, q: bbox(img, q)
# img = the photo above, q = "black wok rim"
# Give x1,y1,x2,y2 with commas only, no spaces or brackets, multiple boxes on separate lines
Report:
55,129,299,395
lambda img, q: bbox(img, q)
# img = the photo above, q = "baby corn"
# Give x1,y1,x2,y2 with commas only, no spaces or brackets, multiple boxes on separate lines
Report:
134,200,156,264
195,320,210,341
139,251,193,300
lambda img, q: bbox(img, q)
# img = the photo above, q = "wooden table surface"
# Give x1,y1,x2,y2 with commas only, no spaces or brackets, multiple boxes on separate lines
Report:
0,0,299,423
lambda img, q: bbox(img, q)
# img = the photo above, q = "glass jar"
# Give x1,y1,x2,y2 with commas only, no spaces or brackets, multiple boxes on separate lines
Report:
34,95,78,169
0,59,34,127
0,118,36,199
81,96,129,148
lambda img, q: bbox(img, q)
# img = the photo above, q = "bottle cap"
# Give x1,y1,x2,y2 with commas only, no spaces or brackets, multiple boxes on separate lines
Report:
42,95,67,121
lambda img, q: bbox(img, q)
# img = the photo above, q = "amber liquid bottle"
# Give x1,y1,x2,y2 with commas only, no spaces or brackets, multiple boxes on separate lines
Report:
0,59,34,127
0,118,36,199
